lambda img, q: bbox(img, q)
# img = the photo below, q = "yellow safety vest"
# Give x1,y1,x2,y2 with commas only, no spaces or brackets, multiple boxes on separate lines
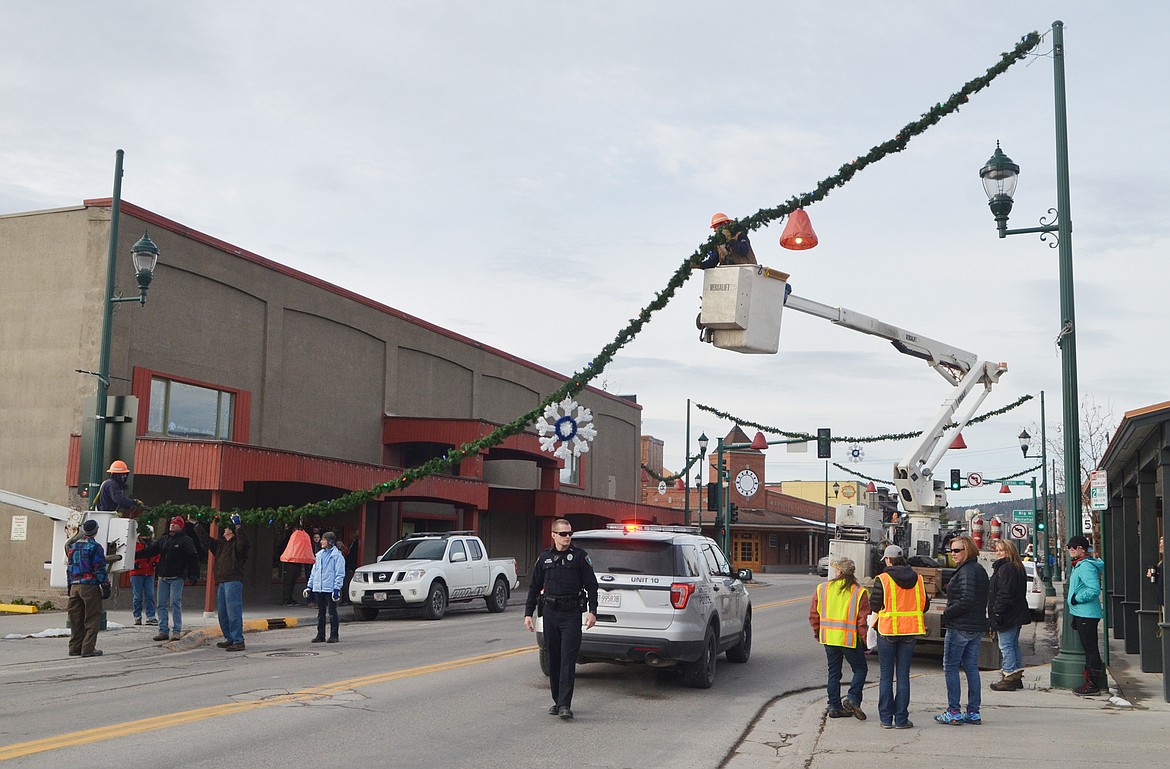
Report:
875,572,927,636
816,581,867,647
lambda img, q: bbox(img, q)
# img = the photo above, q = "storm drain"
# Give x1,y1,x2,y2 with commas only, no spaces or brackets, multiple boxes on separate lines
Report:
266,651,320,658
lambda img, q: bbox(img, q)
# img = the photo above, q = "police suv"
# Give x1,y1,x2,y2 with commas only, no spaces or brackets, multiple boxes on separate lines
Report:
536,523,752,689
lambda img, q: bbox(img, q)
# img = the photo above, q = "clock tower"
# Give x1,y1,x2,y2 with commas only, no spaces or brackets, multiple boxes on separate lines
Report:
728,447,766,506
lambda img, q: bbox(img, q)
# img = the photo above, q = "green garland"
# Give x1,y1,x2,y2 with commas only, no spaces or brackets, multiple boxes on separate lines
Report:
986,464,1043,483
695,394,1032,445
145,31,1042,529
642,451,708,484
832,463,894,486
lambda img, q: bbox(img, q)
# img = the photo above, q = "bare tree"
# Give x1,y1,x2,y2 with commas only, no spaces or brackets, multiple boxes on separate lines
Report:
1037,394,1117,545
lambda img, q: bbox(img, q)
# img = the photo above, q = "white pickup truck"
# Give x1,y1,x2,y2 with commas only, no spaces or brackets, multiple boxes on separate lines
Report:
349,531,519,621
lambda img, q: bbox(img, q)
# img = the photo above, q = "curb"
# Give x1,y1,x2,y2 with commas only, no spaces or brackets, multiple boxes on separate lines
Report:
165,617,300,651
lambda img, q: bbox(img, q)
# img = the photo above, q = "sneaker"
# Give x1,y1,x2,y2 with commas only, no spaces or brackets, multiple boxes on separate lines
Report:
170,633,181,641
842,699,867,721
879,722,894,730
146,618,158,625
934,710,965,725
153,633,169,642
894,721,914,729
1073,680,1101,696
133,618,142,626
964,712,982,725
826,708,850,718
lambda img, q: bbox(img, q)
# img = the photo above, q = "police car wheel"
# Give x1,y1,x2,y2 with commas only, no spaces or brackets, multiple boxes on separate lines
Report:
539,644,551,677
726,610,752,663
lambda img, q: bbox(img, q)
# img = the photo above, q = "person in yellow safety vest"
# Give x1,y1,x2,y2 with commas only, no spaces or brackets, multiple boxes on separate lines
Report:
869,544,930,729
809,556,871,721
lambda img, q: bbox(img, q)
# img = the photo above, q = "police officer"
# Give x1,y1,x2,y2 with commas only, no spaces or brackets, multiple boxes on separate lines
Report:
524,518,599,720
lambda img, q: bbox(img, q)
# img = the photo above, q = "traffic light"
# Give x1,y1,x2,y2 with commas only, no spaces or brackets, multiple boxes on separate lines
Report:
729,503,739,524
1036,512,1046,531
949,468,962,491
714,514,725,529
707,482,719,511
817,428,832,459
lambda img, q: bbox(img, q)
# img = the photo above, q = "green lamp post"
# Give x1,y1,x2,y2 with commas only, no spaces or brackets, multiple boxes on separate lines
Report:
980,21,1087,690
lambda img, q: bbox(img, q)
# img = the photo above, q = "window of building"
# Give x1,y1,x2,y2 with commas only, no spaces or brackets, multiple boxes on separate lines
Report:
560,453,580,486
148,377,235,440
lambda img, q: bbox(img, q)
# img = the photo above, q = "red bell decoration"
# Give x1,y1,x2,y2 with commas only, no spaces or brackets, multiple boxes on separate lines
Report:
280,529,316,564
779,208,818,250
949,432,967,450
750,431,768,450
866,481,877,493
674,477,686,491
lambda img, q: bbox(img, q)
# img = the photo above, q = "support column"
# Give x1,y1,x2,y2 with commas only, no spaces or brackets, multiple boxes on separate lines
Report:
1110,492,1127,640
1158,447,1170,701
1121,484,1140,653
1137,470,1161,671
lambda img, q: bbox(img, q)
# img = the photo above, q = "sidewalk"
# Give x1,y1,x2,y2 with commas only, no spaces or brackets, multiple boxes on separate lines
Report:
726,611,1169,769
0,600,330,664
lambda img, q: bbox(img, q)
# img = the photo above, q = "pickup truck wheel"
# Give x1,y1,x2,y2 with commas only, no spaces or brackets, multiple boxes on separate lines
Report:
726,610,751,663
421,582,448,620
485,577,509,613
354,606,378,621
682,626,717,689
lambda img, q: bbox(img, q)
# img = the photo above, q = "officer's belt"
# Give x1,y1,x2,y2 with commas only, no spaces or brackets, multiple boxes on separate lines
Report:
540,595,582,611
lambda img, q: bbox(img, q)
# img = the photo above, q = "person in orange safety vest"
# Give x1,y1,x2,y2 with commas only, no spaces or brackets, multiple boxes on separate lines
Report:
809,556,871,721
869,544,930,729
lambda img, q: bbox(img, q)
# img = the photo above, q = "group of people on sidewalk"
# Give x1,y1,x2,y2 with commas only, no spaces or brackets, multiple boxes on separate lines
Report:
809,533,1107,729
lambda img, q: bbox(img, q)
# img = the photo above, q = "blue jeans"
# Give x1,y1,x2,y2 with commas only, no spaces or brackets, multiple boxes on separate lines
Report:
217,580,244,644
943,629,982,713
876,634,915,726
157,577,185,635
130,574,156,620
825,642,868,709
996,624,1022,674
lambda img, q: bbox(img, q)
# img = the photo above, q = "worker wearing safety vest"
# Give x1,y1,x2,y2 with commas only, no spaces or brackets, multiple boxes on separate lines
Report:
809,556,871,721
869,544,930,729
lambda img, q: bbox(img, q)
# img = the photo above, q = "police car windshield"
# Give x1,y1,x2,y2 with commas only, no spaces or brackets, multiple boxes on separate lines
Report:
576,538,676,576
379,539,447,561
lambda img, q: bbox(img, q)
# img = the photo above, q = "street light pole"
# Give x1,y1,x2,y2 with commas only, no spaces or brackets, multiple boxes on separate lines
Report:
85,150,161,501
981,21,1085,689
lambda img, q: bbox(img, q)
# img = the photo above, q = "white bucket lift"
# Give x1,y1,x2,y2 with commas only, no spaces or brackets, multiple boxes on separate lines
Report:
699,265,789,354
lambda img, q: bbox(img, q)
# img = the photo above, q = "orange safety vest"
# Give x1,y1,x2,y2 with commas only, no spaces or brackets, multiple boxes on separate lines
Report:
875,572,927,636
815,581,867,647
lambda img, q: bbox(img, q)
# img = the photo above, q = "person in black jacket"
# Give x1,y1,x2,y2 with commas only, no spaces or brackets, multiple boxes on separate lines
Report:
138,516,201,642
987,538,1031,691
935,535,989,725
523,519,599,720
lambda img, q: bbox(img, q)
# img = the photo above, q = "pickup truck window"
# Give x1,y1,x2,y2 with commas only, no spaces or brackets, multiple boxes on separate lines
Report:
468,539,484,560
380,539,447,562
449,539,467,562
576,539,676,576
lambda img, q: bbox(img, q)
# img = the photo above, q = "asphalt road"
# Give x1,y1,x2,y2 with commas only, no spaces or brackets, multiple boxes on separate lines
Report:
0,575,825,769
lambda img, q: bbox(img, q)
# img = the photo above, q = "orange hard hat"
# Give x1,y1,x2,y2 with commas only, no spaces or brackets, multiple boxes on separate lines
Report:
107,460,130,474
710,212,732,229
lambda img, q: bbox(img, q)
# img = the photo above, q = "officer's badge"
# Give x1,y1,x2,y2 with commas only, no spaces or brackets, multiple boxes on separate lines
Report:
567,553,573,561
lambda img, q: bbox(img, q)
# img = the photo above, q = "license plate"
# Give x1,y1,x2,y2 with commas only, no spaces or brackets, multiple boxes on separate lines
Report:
374,592,387,601
598,591,620,608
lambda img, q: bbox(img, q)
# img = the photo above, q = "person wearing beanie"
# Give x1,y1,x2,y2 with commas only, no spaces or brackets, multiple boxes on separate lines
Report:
1066,534,1106,695
66,518,110,657
870,543,929,729
809,557,871,721
130,524,159,626
196,515,250,651
137,516,200,642
306,531,346,644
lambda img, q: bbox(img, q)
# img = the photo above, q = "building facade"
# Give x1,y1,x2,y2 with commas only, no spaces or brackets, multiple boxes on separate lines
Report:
0,200,677,604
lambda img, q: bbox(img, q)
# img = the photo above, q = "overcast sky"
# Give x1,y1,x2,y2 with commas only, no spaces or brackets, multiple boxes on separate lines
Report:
3,2,1166,507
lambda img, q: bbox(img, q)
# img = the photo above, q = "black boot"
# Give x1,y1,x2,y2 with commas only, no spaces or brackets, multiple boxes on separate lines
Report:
1073,667,1101,696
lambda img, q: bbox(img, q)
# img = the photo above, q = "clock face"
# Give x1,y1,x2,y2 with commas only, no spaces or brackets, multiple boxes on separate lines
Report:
735,469,759,498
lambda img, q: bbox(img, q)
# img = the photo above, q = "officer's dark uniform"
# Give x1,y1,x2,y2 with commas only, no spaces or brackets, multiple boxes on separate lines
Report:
525,544,599,712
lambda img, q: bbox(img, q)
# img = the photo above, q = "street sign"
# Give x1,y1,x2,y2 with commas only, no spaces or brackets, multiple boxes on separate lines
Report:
967,472,983,488
1000,479,1029,486
1089,469,1108,511
1012,509,1034,523
1009,523,1029,540
1082,515,1094,533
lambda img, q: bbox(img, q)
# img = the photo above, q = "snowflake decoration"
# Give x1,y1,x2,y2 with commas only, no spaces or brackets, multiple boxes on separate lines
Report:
536,397,598,463
848,443,865,463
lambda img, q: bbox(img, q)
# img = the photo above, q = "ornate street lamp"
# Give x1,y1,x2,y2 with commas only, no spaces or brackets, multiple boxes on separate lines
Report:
979,21,1085,690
